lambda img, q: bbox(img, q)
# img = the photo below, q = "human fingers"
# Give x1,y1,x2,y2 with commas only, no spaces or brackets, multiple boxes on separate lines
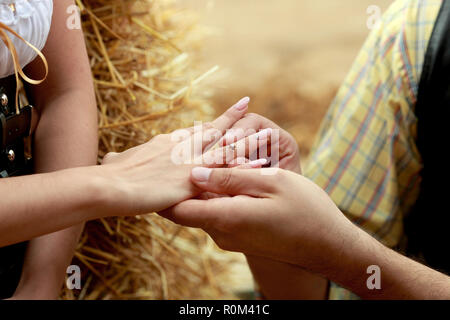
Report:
190,167,276,197
212,97,250,134
218,113,300,173
163,196,254,230
228,158,268,169
202,128,272,167
196,97,250,151
220,113,281,147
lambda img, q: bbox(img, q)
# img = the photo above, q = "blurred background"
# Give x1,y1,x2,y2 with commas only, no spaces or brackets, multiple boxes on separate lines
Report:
181,0,392,296
185,0,391,158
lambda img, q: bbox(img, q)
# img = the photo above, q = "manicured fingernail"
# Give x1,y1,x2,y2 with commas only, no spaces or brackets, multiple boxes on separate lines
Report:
250,159,268,168
233,97,250,111
192,167,212,182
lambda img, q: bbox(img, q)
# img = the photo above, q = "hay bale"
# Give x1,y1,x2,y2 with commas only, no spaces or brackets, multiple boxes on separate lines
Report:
61,0,237,300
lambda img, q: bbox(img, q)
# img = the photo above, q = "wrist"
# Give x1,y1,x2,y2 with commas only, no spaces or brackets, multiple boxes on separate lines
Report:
311,219,387,296
62,165,114,221
293,211,364,277
93,163,135,218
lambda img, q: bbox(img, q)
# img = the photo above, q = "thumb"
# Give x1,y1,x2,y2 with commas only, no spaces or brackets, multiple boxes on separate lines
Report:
190,166,274,197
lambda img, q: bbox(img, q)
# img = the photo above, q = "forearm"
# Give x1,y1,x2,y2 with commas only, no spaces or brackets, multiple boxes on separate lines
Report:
13,226,83,299
246,255,328,300
0,166,106,247
313,221,450,300
14,89,98,298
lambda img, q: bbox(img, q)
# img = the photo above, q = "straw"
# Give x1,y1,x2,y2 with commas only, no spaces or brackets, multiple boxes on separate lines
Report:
60,0,240,300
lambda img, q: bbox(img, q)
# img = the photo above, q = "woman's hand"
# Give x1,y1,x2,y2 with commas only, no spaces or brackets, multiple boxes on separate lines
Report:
98,97,251,217
0,98,262,247
220,113,301,173
165,167,356,271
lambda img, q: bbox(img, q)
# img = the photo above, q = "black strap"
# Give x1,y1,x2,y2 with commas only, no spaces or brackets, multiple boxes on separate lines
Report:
0,75,30,298
405,0,450,272
0,74,33,178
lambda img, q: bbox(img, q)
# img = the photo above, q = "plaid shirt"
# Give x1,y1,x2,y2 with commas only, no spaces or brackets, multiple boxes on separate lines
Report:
304,0,443,300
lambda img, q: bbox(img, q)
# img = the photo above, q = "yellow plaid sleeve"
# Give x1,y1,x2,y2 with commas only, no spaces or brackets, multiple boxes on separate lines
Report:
303,0,442,300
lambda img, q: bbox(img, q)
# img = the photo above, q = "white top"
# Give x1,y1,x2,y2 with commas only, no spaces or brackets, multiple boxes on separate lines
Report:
0,0,53,78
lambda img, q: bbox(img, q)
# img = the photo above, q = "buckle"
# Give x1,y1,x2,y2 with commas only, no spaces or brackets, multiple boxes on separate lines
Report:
1,105,36,150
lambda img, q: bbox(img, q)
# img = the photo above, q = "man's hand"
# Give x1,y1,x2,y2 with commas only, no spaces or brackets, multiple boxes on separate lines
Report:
219,113,326,299
165,167,450,299
166,168,350,267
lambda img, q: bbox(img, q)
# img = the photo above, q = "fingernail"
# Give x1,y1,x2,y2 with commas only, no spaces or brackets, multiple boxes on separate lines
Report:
250,159,268,168
233,97,250,111
192,167,212,182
